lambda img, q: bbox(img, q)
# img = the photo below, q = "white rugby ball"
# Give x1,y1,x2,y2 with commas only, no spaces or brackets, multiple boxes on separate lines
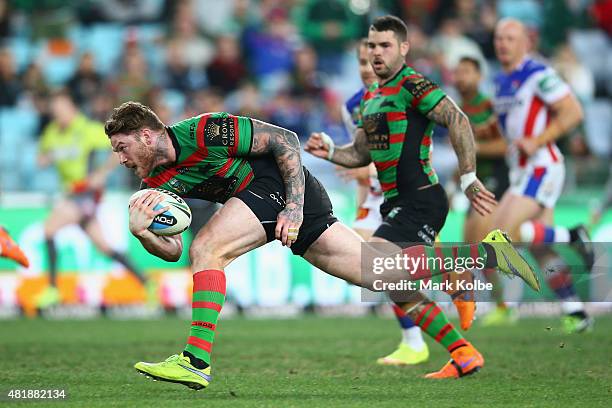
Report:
128,188,192,236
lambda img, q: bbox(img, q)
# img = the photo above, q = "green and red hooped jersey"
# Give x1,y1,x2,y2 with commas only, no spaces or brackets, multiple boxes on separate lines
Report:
461,92,499,139
461,92,505,179
142,112,256,203
358,64,446,201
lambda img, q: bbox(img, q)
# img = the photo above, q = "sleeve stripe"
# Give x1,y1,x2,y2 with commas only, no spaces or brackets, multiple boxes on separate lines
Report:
247,118,254,154
422,94,446,115
411,86,437,108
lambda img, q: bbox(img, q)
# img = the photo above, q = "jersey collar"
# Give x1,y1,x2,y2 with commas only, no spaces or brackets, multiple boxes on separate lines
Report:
166,126,181,165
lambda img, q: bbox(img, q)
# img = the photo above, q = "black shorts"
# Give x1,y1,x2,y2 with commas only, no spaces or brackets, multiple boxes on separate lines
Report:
373,183,449,247
468,161,509,215
235,158,337,256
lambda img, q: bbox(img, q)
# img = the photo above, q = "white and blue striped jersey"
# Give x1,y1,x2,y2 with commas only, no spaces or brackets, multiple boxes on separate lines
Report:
493,57,571,169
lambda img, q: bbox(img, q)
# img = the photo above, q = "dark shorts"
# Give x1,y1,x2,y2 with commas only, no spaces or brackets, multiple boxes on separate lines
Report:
235,158,337,256
468,161,510,215
373,183,449,247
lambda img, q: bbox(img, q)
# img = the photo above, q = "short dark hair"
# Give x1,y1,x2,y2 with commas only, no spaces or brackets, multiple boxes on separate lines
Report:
458,56,481,72
104,101,165,138
370,15,408,42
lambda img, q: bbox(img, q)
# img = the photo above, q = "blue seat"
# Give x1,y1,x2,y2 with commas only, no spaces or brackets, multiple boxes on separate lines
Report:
29,167,60,193
570,30,610,84
7,37,33,72
41,54,77,85
0,108,39,139
83,24,126,75
162,90,186,119
0,108,39,191
584,99,612,158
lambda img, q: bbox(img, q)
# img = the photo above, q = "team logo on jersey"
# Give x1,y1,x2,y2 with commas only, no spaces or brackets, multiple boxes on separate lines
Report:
186,176,238,203
539,74,562,93
169,178,189,194
493,97,522,114
363,113,390,150
380,100,397,109
204,117,235,147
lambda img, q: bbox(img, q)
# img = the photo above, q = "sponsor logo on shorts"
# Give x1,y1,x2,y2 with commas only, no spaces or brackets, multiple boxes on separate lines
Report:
417,223,435,245
269,191,286,207
387,207,401,219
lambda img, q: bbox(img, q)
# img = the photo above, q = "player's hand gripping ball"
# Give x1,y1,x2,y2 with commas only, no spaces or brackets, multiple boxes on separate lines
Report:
128,188,192,236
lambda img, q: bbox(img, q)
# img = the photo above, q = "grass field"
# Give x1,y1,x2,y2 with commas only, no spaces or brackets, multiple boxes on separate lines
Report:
0,315,610,407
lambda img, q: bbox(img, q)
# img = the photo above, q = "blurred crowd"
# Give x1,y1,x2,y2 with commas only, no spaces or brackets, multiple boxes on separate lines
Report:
0,0,611,193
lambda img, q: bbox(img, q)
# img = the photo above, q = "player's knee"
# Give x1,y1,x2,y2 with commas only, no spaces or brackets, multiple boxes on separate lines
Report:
189,234,228,270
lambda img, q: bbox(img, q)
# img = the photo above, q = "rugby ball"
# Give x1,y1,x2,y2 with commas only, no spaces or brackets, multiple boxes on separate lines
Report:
128,188,192,236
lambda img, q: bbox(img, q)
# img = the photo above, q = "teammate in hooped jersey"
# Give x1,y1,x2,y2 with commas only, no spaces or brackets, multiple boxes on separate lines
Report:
334,39,430,366
490,19,593,333
306,15,501,379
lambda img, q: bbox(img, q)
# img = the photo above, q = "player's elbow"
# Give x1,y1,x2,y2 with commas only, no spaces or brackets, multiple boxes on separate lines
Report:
284,130,300,147
358,155,373,168
160,247,182,262
457,110,471,130
573,101,584,126
160,238,183,262
448,111,472,139
559,96,584,130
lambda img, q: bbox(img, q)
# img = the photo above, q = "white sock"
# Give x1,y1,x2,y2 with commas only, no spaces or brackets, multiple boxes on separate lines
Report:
561,298,585,315
401,327,426,351
519,221,571,243
519,221,535,242
554,226,570,243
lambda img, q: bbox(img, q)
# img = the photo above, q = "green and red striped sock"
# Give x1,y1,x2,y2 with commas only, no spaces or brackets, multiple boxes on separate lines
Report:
183,269,226,368
414,302,467,353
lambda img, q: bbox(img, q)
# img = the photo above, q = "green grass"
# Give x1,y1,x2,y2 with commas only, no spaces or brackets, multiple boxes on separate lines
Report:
0,316,610,407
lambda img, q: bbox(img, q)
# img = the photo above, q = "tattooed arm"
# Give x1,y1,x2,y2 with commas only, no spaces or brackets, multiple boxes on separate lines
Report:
426,96,476,175
426,96,497,215
304,128,371,168
249,119,305,247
